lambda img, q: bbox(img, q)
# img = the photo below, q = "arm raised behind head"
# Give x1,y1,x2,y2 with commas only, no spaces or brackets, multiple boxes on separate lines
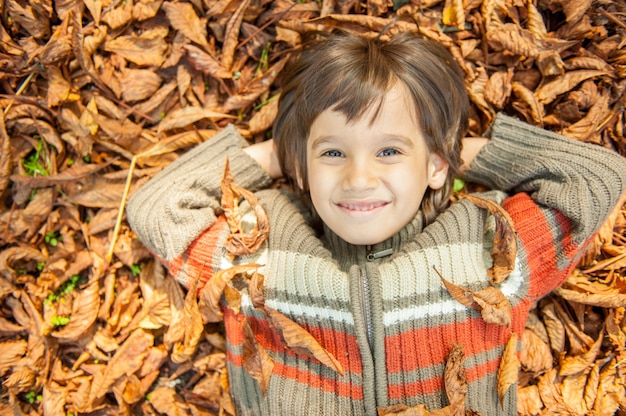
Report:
126,125,273,263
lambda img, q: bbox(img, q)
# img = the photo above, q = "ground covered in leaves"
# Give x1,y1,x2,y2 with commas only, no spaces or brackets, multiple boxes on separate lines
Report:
0,0,625,414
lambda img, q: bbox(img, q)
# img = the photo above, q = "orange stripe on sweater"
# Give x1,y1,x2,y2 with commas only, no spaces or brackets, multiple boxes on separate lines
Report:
224,311,363,399
223,309,363,374
502,193,579,300
385,301,530,374
169,216,230,290
387,354,501,399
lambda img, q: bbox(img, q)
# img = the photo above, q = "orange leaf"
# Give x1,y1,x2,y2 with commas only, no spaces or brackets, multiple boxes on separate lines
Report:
265,308,344,376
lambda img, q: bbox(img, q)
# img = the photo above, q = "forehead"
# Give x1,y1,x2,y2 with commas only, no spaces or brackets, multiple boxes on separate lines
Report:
307,83,419,140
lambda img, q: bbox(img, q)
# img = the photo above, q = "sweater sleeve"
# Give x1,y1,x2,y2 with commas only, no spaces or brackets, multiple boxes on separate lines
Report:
126,124,273,263
466,113,626,246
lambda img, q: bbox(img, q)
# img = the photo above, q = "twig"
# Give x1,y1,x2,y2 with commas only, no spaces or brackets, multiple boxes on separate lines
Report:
106,155,138,266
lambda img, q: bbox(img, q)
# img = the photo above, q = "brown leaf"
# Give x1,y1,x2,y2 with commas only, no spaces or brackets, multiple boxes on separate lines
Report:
242,319,274,394
559,331,603,377
535,70,609,104
157,107,236,133
0,340,28,377
52,278,100,342
593,357,623,415
517,384,543,415
184,44,233,79
221,158,270,257
119,68,163,103
459,193,517,283
435,268,512,327
484,69,513,110
511,82,544,126
171,279,205,363
444,343,466,413
161,2,209,48
265,307,344,375
520,328,553,374
497,333,520,407
221,0,250,71
0,112,11,196
10,160,113,187
137,260,172,330
101,0,133,29
248,96,279,134
553,287,626,309
198,264,261,322
103,29,168,67
148,386,191,415
87,328,154,406
47,65,74,107
222,56,289,111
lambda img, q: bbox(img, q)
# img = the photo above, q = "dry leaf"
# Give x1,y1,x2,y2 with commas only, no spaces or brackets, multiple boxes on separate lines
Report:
265,307,344,375
198,264,261,322
459,193,517,283
221,158,270,257
242,319,274,394
161,2,209,49
171,279,205,363
436,268,512,327
497,332,520,407
559,331,603,377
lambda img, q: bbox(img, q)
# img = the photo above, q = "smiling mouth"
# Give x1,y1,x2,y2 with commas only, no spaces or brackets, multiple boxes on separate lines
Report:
336,201,388,212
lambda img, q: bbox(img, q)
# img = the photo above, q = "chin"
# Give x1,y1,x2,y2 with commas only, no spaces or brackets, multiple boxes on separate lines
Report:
341,234,388,246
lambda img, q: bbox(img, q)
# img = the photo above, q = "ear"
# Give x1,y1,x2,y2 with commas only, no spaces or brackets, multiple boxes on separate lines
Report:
427,154,449,190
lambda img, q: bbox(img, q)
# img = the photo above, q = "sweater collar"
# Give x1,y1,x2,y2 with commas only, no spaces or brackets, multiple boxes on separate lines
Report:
321,211,425,270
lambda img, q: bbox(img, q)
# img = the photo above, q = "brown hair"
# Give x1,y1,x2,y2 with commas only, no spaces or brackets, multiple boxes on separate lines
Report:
273,31,469,225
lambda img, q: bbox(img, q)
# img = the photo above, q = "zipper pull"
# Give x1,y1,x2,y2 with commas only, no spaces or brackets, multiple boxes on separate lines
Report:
366,248,393,261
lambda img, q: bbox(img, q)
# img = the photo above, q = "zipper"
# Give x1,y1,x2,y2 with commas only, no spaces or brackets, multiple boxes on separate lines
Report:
359,267,373,352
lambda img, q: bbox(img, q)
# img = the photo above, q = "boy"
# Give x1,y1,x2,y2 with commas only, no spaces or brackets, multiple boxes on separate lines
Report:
127,31,626,415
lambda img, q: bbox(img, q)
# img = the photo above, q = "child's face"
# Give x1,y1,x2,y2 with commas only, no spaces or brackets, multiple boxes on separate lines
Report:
306,84,449,246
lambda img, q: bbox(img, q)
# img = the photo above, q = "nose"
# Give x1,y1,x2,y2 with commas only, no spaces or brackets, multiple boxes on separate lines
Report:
343,158,378,192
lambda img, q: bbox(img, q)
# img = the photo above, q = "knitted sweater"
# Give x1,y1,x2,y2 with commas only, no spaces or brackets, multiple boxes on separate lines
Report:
127,114,626,415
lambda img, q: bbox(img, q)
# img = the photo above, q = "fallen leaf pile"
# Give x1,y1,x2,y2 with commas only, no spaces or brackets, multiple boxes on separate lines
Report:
0,0,625,414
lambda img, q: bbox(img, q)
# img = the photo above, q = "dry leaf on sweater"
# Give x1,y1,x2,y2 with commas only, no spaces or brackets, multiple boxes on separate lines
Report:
199,264,261,322
265,307,344,376
221,158,270,258
242,319,274,394
435,267,512,327
497,332,520,407
458,193,517,283
444,343,467,415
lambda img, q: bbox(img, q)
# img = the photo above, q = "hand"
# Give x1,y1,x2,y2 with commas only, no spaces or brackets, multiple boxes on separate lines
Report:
243,139,283,179
460,137,489,174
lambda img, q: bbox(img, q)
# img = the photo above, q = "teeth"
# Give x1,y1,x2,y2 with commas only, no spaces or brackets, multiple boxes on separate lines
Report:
341,202,384,211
